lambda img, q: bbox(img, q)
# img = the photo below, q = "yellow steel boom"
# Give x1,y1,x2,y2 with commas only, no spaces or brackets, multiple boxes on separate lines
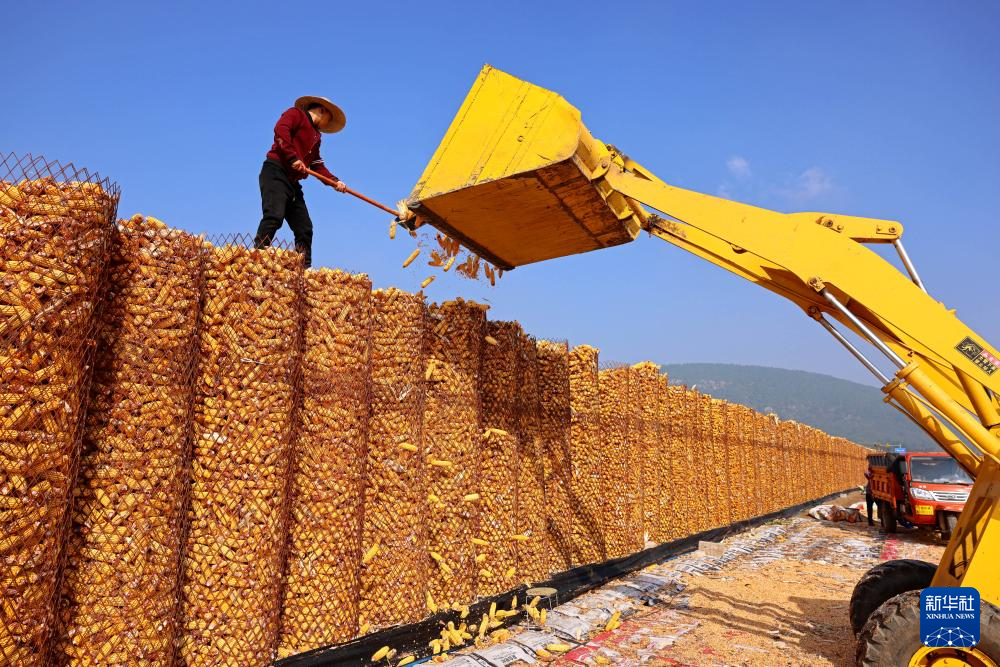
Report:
408,65,1000,664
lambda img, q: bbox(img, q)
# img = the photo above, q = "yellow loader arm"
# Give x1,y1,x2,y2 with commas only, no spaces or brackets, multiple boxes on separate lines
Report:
408,66,1000,605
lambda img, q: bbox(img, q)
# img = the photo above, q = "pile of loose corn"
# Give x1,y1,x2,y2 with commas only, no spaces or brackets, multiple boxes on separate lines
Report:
278,269,372,656
0,175,116,666
53,215,202,667
360,288,429,631
178,244,302,666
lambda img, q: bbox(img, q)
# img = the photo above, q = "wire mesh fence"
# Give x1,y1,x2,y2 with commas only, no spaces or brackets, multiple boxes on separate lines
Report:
0,153,119,666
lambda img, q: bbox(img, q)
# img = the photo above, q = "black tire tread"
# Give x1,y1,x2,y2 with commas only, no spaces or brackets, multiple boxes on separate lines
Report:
856,590,1000,666
848,559,936,636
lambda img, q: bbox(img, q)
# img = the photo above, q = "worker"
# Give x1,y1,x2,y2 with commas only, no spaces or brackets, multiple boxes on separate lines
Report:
254,96,348,268
863,470,875,526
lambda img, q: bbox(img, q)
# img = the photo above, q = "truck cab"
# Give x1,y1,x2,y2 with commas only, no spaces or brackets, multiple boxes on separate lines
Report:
867,451,972,538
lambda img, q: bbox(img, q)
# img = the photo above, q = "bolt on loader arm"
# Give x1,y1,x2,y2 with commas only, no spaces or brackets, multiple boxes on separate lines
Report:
406,65,1000,609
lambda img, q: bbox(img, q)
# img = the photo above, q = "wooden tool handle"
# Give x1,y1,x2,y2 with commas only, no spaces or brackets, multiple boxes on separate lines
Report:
304,168,399,217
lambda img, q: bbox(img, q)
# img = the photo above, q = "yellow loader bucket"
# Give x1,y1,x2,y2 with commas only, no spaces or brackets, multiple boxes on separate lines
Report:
407,65,643,270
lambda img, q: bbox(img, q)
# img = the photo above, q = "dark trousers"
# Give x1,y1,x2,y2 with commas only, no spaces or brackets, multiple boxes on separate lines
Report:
254,159,314,267
865,489,875,525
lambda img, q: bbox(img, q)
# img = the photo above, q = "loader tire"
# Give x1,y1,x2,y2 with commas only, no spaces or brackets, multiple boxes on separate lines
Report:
879,501,897,534
940,513,958,541
848,559,936,636
856,590,1000,666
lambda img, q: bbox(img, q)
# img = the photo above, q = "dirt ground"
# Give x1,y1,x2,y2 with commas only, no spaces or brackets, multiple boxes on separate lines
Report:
590,494,945,667
442,492,947,667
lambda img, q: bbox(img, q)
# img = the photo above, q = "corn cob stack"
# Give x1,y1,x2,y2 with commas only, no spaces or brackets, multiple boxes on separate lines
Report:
597,367,632,558
632,362,661,545
652,373,672,543
754,412,771,516
360,288,428,631
567,345,605,563
726,402,747,523
662,385,689,541
709,398,730,527
0,175,116,665
734,404,755,523
423,299,486,608
178,244,302,667
52,215,201,666
513,333,556,581
476,321,521,596
776,419,793,510
684,390,707,534
278,269,371,656
536,340,578,569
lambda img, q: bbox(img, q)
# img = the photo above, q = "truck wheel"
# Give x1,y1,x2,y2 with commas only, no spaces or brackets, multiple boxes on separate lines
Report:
940,513,958,541
848,560,936,636
856,590,1000,666
879,501,897,534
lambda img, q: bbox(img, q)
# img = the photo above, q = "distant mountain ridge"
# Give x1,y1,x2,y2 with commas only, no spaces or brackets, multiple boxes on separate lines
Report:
663,362,934,451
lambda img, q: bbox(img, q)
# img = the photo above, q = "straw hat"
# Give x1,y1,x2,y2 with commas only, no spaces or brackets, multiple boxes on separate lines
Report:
294,96,346,134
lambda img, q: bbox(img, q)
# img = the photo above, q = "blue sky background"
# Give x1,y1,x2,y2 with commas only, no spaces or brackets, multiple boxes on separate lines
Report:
5,1,998,385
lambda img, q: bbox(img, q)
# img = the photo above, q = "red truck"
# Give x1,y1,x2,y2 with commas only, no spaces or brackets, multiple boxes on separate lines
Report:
866,451,971,539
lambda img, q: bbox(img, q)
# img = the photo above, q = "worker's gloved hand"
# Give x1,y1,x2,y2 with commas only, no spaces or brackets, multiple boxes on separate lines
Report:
332,180,348,193
291,160,309,176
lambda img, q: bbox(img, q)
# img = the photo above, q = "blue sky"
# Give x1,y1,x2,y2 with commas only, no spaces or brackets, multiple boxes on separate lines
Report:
6,1,999,384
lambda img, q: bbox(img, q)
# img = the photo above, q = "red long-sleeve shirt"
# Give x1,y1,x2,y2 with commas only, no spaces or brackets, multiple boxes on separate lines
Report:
266,107,337,182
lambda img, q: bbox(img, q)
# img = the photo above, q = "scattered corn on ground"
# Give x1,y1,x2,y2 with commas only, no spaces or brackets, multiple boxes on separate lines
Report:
0,162,869,664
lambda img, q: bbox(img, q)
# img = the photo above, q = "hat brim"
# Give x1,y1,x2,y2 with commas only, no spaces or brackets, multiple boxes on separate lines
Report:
295,96,346,134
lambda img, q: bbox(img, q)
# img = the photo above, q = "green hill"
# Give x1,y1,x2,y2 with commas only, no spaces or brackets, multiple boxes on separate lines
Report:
663,363,935,451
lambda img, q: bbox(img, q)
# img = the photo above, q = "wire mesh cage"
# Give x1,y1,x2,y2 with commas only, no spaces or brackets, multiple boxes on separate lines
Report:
567,345,606,564
513,332,555,582
0,152,119,666
277,268,372,656
359,287,429,631
52,214,204,667
177,235,304,667
423,299,486,608
477,321,522,597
